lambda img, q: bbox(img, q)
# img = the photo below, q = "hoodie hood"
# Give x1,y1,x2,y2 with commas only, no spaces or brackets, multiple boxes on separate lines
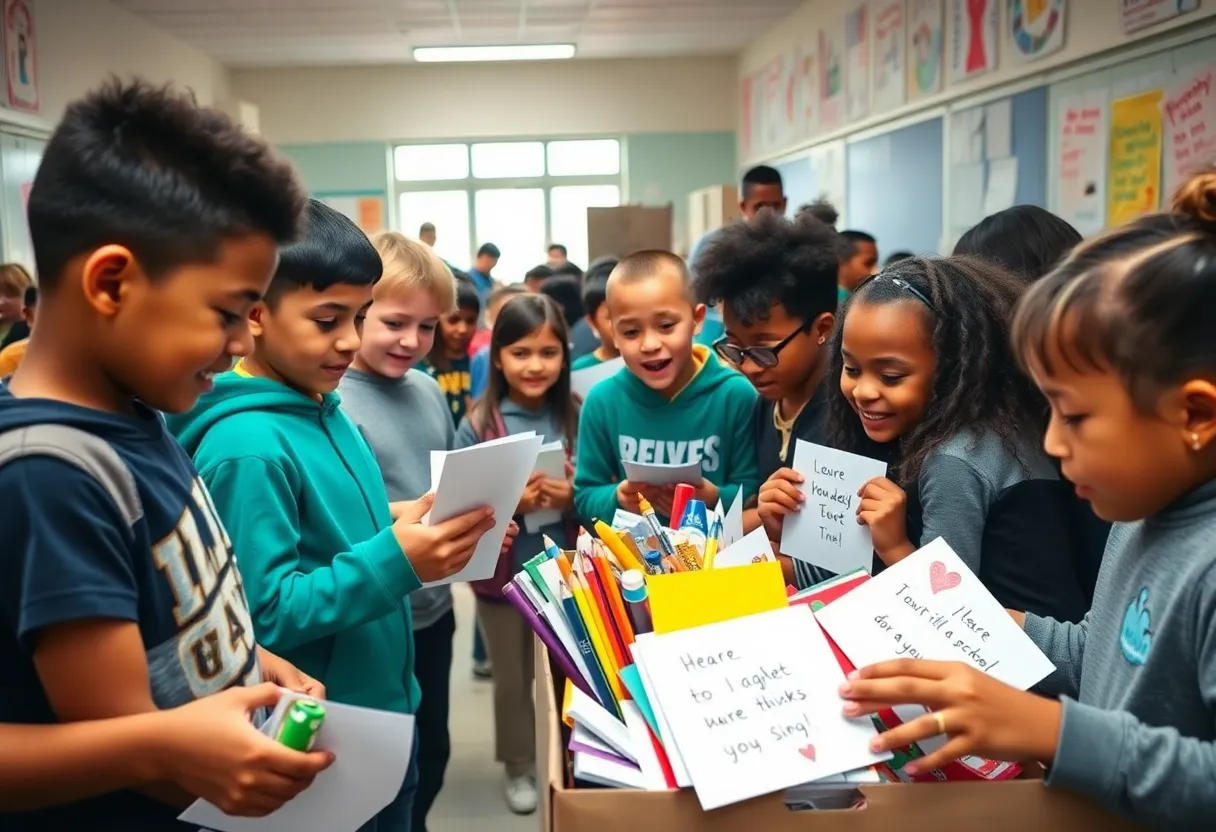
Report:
616,344,738,409
0,385,167,441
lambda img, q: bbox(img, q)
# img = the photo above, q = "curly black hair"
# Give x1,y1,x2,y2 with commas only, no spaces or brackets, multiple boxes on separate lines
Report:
692,210,839,326
826,255,1044,485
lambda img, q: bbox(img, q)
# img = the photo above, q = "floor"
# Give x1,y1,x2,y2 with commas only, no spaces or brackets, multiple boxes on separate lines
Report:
428,585,541,832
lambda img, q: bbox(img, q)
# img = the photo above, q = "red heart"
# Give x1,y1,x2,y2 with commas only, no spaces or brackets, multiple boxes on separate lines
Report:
929,560,962,594
798,744,816,762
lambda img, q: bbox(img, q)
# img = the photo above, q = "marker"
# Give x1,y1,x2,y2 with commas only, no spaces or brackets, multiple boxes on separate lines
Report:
276,699,325,751
642,548,665,576
636,497,677,559
669,483,695,530
620,570,653,634
703,517,721,569
592,518,645,573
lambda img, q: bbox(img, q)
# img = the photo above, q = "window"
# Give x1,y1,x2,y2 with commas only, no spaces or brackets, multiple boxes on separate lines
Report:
546,139,621,176
474,189,546,283
398,190,471,267
394,144,468,182
471,142,545,179
549,185,621,269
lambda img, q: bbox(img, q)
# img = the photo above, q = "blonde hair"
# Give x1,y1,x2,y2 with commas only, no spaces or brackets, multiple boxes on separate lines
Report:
370,231,456,312
0,263,33,297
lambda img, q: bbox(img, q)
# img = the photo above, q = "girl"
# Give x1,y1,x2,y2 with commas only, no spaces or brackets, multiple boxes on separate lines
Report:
840,170,1216,828
953,204,1083,284
452,293,577,816
424,275,480,427
827,256,1091,623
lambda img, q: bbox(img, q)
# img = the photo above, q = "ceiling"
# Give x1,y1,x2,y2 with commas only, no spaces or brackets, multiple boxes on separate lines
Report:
113,0,805,67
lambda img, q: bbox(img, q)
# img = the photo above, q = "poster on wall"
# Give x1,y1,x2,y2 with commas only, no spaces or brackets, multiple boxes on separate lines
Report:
810,140,849,222
845,4,871,122
1009,0,1065,62
1162,63,1216,201
907,0,944,100
872,0,907,112
1107,89,1164,227
1057,91,1108,236
1121,0,1198,34
819,20,848,131
795,40,818,139
950,0,998,82
763,56,789,152
2,0,37,113
739,75,755,159
750,68,766,157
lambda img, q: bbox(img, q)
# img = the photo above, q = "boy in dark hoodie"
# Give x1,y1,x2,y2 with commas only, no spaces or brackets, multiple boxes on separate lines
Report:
168,200,501,832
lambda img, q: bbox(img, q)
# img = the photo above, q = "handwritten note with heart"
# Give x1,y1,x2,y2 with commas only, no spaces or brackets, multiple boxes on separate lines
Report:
814,538,1056,690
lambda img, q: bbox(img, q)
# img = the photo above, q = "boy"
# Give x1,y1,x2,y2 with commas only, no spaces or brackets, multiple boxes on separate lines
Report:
0,79,330,829
0,285,35,376
571,273,617,370
168,200,498,832
470,282,528,399
574,250,759,526
693,211,840,589
0,262,32,345
524,263,554,293
839,229,880,295
425,276,479,426
467,242,500,307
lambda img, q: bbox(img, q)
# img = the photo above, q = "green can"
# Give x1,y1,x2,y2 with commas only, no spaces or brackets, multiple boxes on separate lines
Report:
276,699,326,752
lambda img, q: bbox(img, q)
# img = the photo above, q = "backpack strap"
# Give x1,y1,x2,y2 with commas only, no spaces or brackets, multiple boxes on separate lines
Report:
0,424,144,526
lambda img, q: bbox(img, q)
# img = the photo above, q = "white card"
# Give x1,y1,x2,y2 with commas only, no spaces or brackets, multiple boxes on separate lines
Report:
815,537,1056,690
780,441,888,574
721,488,745,548
622,458,702,486
631,635,692,787
571,356,625,399
711,526,776,569
634,606,889,811
524,440,566,533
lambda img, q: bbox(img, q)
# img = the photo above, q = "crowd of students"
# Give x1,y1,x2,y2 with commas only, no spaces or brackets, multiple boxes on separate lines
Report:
2,77,1216,832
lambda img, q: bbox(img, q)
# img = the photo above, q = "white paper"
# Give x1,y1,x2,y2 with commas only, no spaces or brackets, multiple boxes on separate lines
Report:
180,693,416,832
567,685,636,762
524,441,566,533
984,98,1012,160
815,537,1056,690
424,432,543,586
711,526,776,569
635,606,889,811
631,636,692,787
571,356,625,400
622,700,670,789
721,489,745,548
622,458,702,487
780,441,887,575
611,508,646,529
982,156,1018,215
572,750,645,789
951,162,986,228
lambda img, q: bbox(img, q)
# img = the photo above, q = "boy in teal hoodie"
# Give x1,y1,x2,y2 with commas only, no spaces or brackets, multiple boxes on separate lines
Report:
574,250,759,526
169,200,498,832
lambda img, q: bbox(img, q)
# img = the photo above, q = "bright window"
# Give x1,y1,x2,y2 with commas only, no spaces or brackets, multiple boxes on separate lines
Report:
398,190,471,267
394,144,468,182
546,139,621,176
474,189,546,283
549,185,621,269
471,142,545,179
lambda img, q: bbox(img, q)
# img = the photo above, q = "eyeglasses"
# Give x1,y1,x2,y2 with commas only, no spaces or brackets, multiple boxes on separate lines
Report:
713,322,811,369
854,273,935,312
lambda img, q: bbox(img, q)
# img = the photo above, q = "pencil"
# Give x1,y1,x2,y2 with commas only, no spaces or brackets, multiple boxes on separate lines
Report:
590,549,635,646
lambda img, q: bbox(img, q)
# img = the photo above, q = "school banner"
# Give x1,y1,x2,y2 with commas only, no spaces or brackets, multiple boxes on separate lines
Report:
907,0,944,100
1107,89,1164,227
1161,63,1216,202
873,0,906,112
1058,91,1108,236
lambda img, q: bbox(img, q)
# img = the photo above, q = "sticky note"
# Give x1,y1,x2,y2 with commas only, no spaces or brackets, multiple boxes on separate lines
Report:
647,560,787,634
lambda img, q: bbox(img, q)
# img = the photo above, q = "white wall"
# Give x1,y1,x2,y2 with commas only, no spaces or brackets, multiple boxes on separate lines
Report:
231,58,738,144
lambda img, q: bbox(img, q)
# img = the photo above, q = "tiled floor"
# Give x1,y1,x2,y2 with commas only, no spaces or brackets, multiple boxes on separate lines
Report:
428,585,540,832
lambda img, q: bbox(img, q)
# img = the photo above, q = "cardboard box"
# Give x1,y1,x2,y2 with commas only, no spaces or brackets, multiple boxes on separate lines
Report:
535,641,1144,831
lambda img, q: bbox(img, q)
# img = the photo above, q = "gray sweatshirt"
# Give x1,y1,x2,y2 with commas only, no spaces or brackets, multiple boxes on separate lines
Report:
338,367,455,630
1024,479,1216,827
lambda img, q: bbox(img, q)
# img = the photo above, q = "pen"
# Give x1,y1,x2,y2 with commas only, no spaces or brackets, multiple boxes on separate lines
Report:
636,497,677,559
558,552,625,705
592,518,646,573
703,517,721,569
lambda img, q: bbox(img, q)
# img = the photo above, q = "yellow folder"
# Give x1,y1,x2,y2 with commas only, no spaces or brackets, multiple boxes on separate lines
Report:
646,560,788,634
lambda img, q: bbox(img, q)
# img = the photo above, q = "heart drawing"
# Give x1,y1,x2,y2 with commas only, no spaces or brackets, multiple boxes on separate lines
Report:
929,560,962,594
798,744,817,762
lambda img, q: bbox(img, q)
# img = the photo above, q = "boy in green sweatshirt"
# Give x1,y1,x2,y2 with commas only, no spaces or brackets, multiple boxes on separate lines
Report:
168,200,498,832
574,250,759,526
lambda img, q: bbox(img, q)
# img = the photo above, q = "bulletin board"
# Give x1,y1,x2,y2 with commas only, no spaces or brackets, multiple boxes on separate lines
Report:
316,191,387,236
845,117,943,257
0,126,43,269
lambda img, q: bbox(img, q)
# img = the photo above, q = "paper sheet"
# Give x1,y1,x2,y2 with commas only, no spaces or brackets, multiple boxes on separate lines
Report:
524,440,566,533
780,441,888,575
984,99,1012,160
621,458,702,486
630,637,692,787
179,693,416,832
951,162,986,227
571,356,625,400
424,432,543,586
711,526,776,569
647,560,787,634
720,489,745,548
567,684,636,761
982,156,1018,215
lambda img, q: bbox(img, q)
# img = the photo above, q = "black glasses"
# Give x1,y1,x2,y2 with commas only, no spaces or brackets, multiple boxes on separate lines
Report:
854,273,935,312
713,322,811,369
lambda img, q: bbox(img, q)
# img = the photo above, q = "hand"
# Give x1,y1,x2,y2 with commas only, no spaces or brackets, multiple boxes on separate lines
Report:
757,468,804,540
856,477,915,564
393,498,496,583
257,647,325,699
501,520,519,556
517,472,546,515
156,683,334,817
616,479,641,512
539,477,574,512
838,659,1062,773
693,478,720,509
390,493,433,522
637,483,675,518
1007,609,1026,627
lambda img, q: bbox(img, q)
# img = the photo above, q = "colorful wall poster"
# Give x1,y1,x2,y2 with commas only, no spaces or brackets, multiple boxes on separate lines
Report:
739,75,755,159
795,40,818,139
950,0,998,82
1121,0,1198,34
819,19,848,131
872,0,907,112
1162,63,1216,201
2,0,37,113
762,56,788,152
1057,91,1108,235
1009,0,1065,62
1107,89,1164,227
845,3,871,122
907,0,944,100
750,69,765,157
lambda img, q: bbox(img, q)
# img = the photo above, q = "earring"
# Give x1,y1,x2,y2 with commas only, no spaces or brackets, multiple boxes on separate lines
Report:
1191,432,1204,452
817,337,826,345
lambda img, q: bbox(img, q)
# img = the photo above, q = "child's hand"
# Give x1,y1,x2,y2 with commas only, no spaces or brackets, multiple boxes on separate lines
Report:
616,479,641,511
517,472,546,515
393,500,496,582
757,468,805,539
501,520,519,556
637,483,676,518
856,477,916,564
389,493,433,522
539,477,574,512
693,478,720,509
839,659,1062,772
256,647,325,699
158,683,334,817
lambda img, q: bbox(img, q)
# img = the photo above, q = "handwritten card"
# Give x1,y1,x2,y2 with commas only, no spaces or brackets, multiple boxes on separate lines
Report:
780,441,888,574
572,356,625,399
634,606,889,810
815,537,1055,690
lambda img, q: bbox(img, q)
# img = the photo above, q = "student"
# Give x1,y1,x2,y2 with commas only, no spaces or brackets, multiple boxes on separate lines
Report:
571,272,617,371
547,243,568,268
169,200,499,832
0,78,324,829
841,171,1216,828
692,211,839,586
538,275,585,335
524,263,555,293
0,285,35,376
823,256,1090,622
424,277,480,426
470,283,529,399
0,262,32,346
838,229,880,297
569,256,616,361
337,230,476,832
797,197,839,228
456,293,576,816
467,242,500,307
418,222,436,247
954,204,1083,284
883,250,914,267
574,251,760,525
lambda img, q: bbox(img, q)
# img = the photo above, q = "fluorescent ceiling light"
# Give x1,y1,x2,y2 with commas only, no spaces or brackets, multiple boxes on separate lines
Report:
413,44,576,63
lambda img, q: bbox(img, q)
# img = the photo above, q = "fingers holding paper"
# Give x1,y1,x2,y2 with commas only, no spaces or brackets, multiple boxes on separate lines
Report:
517,473,546,515
757,468,804,539
637,483,676,517
856,477,914,564
538,476,574,511
395,505,496,582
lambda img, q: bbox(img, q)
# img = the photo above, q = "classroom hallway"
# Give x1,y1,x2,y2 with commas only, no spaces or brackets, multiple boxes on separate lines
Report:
429,584,542,832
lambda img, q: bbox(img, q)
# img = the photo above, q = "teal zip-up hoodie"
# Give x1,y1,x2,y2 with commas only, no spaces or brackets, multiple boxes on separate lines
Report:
574,345,759,525
167,370,422,714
